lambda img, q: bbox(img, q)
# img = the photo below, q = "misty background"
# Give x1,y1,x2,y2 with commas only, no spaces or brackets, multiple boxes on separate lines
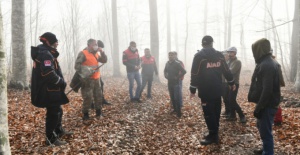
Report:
1,0,294,83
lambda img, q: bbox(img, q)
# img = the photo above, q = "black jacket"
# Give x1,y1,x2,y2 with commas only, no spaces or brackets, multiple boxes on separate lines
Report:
31,44,69,108
248,55,281,109
190,48,234,100
164,60,186,85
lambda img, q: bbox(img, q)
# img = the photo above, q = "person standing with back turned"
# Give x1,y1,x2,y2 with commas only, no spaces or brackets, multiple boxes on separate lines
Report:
190,35,235,145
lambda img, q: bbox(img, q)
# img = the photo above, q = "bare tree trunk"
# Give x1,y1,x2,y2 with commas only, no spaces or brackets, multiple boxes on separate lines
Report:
270,0,277,57
226,0,232,48
149,0,160,78
294,0,300,91
11,0,28,89
184,1,189,64
203,0,208,35
112,0,121,76
291,0,299,82
167,0,171,53
223,0,228,49
0,3,12,154
264,0,268,38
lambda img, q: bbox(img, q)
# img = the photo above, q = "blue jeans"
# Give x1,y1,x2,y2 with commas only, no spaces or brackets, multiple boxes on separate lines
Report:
179,80,183,108
141,74,153,98
127,71,142,99
168,83,181,115
257,108,277,155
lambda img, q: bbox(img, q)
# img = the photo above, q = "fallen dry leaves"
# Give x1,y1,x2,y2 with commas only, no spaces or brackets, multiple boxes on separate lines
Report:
7,76,300,154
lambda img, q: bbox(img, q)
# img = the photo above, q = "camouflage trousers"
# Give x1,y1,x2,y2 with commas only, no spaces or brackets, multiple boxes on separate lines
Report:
81,78,102,113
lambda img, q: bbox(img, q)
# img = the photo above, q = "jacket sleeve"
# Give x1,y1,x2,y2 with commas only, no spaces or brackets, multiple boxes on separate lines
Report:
39,52,61,84
154,59,158,75
178,62,186,77
256,65,275,110
221,56,234,85
122,51,135,68
190,54,201,94
230,60,241,75
98,51,107,63
75,51,85,72
278,65,285,87
164,63,168,79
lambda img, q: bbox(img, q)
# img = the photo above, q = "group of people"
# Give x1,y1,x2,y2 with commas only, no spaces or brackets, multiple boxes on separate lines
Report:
31,32,283,155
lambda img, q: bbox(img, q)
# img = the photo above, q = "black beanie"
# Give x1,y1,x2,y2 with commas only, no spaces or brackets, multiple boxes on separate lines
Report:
40,32,58,45
97,40,104,48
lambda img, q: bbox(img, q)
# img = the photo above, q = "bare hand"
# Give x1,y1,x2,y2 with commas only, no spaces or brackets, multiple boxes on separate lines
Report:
229,84,236,91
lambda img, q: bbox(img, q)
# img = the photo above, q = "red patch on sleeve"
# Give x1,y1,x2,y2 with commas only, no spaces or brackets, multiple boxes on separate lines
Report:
44,60,51,66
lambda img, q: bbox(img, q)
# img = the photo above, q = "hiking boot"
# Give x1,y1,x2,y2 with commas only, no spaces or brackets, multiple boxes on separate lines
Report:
96,109,103,117
253,149,263,154
83,113,90,120
239,116,247,123
221,111,230,117
226,116,237,121
177,110,182,118
46,139,67,146
91,102,95,109
135,98,142,103
103,99,111,105
200,135,219,145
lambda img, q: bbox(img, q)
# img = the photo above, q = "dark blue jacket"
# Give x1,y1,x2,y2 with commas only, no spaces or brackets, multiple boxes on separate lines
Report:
190,47,234,100
31,44,69,108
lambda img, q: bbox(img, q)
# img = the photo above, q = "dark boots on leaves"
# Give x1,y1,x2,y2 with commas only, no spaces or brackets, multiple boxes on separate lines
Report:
83,112,90,120
46,132,67,146
200,134,219,145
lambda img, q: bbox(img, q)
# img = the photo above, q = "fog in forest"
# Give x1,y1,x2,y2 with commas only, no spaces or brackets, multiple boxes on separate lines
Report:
1,0,295,82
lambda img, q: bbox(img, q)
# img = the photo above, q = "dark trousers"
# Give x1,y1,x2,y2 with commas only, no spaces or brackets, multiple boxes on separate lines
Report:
222,83,230,114
257,108,277,155
168,83,181,115
141,74,153,98
46,106,63,141
201,97,222,136
228,84,244,118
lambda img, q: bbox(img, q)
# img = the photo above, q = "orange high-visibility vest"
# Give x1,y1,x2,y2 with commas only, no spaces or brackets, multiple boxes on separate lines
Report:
82,50,100,79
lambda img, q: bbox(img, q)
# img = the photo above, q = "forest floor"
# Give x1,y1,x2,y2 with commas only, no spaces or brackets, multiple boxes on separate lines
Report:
7,75,300,155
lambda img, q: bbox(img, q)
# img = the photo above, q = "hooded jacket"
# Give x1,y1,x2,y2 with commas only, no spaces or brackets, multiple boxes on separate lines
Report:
31,44,69,108
248,38,281,110
190,47,234,100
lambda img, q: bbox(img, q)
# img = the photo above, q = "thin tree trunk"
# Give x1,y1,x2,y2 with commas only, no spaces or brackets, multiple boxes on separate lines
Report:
184,1,189,64
203,0,208,35
112,0,121,76
291,0,298,82
270,0,278,57
149,0,160,79
11,0,27,89
226,0,232,48
167,0,171,53
294,0,300,91
0,2,12,154
223,0,228,49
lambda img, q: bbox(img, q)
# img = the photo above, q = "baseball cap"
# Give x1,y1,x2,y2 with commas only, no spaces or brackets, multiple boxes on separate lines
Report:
202,35,214,45
227,46,237,53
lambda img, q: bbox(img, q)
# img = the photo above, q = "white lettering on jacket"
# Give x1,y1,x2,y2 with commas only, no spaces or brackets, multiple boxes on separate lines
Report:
206,61,221,68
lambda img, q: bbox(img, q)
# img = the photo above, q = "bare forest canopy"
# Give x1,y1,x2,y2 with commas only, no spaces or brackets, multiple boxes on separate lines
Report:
1,0,295,82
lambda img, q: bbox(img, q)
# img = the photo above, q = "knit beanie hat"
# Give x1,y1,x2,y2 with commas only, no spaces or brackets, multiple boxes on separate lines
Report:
40,32,58,45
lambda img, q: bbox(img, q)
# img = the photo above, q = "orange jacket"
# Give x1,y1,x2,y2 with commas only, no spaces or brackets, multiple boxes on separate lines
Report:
82,50,100,79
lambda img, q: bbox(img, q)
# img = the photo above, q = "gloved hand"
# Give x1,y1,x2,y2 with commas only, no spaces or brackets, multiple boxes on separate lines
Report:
253,108,263,119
